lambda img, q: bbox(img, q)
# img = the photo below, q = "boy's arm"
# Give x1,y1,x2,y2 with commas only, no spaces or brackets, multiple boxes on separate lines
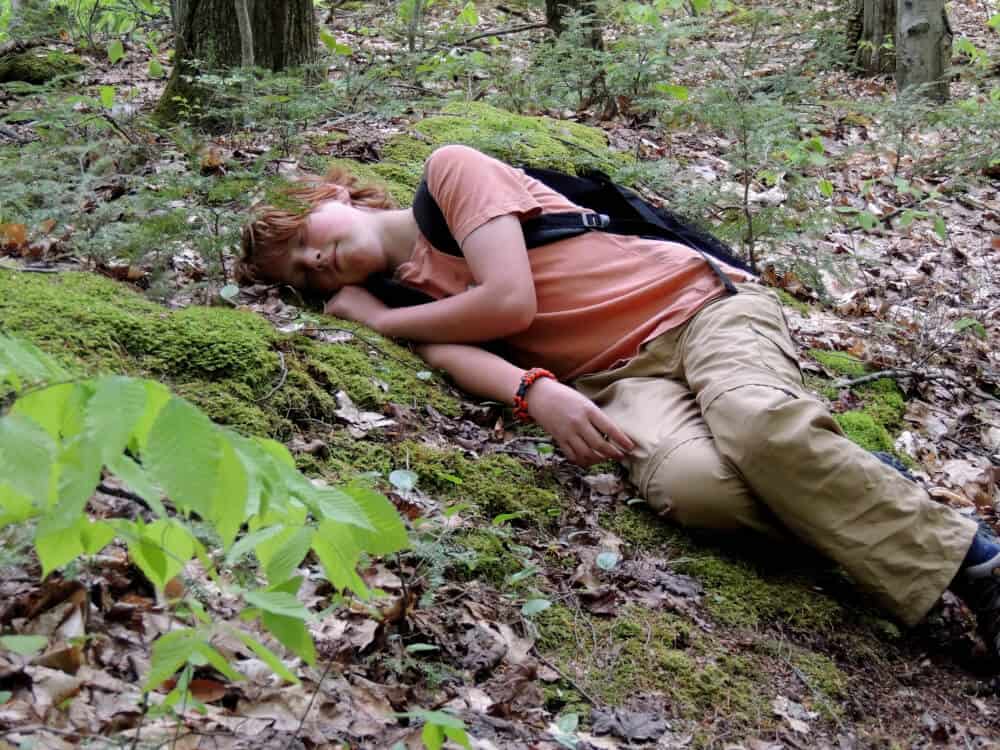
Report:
326,215,537,343
416,343,635,468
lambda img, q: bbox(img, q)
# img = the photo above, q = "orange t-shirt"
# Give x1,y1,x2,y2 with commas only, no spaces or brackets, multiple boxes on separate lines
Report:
394,145,751,381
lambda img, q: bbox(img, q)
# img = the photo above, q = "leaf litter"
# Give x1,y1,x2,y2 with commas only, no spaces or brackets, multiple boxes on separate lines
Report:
1,0,1000,748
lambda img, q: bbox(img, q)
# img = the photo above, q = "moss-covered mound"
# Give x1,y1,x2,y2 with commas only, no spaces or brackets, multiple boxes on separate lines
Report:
0,271,457,436
328,102,622,206
0,49,86,84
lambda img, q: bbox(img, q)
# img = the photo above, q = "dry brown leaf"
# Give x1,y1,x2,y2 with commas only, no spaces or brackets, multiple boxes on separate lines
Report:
0,223,27,251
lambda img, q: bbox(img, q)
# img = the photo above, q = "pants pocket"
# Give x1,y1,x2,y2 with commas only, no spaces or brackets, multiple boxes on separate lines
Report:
750,320,804,388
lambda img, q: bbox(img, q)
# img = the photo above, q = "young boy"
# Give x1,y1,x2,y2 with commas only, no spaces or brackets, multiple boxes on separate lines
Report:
239,144,1000,657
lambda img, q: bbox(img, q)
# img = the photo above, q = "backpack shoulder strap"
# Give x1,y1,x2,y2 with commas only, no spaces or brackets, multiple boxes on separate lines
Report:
412,178,462,256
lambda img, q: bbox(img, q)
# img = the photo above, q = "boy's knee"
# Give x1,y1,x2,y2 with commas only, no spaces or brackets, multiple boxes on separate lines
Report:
643,436,755,532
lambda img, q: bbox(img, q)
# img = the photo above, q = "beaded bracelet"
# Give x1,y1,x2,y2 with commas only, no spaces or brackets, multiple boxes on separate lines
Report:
513,367,557,423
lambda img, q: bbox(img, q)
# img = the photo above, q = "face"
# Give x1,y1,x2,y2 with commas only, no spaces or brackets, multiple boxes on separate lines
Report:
265,200,386,294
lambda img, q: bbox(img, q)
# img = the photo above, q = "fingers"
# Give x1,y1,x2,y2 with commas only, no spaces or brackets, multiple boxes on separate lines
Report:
589,409,636,454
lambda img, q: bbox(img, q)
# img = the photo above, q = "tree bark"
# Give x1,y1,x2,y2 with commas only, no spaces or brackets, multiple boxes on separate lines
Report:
896,0,951,101
171,0,314,72
545,0,603,50
156,0,316,122
845,0,896,75
233,0,254,68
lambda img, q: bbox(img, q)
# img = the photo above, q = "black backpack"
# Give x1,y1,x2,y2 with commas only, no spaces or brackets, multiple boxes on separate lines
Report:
365,164,751,308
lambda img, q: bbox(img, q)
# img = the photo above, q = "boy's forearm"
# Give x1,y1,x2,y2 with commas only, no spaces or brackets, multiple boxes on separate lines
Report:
414,343,526,404
375,285,534,344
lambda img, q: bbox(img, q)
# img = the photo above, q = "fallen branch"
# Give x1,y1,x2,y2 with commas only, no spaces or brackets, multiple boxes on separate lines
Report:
833,368,916,389
457,22,549,46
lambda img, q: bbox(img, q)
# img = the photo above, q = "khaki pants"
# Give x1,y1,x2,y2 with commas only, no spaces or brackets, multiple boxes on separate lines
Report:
575,283,975,626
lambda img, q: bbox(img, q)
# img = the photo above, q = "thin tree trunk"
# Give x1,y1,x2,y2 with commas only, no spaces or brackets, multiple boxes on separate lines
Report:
234,0,254,68
846,0,896,75
545,0,603,50
896,0,951,101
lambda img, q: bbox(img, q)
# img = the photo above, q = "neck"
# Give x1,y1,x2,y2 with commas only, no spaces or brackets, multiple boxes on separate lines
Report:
377,208,419,273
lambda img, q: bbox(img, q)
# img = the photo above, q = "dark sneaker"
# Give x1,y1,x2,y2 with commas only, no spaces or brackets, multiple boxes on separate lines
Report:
951,550,1000,661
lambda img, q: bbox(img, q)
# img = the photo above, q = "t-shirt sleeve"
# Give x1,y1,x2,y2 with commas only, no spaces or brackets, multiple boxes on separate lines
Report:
423,144,543,247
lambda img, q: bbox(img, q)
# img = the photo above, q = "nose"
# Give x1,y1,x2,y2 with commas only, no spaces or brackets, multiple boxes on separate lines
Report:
305,249,326,270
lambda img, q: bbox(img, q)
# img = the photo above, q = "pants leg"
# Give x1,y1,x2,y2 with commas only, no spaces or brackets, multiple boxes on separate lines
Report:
649,283,976,626
575,362,787,540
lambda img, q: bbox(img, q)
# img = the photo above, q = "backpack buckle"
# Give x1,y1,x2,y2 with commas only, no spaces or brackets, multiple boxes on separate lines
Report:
583,213,610,229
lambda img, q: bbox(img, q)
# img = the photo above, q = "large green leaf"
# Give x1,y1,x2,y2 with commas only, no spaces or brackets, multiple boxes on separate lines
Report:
129,519,195,591
225,525,285,566
232,630,300,684
46,434,103,531
107,454,167,517
193,642,244,682
130,381,170,453
145,397,221,518
307,486,374,530
210,437,248,550
312,519,369,598
0,334,67,389
84,376,147,465
11,383,76,440
0,413,55,505
35,517,86,577
0,484,35,527
145,628,200,690
343,485,409,554
244,591,309,620
262,612,316,665
262,526,314,585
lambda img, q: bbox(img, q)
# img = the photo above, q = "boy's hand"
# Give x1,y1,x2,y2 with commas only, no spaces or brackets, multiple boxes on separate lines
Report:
324,286,388,331
526,379,635,467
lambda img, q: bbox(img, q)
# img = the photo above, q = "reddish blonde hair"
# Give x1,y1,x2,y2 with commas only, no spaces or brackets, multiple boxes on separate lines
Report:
236,166,397,285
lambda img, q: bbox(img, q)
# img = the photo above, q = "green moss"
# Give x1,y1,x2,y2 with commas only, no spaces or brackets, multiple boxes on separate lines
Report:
808,349,866,377
399,441,559,522
775,289,811,316
602,505,847,632
0,272,457,440
448,529,524,586
857,378,905,432
536,604,768,726
0,50,86,84
791,649,847,701
835,411,894,453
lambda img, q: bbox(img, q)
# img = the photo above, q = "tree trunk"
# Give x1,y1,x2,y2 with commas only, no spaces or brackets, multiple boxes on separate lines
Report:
896,0,951,101
845,0,895,75
545,0,603,50
156,0,315,122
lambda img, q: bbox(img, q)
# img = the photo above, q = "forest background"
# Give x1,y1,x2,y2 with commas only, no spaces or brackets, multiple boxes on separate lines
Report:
0,0,998,748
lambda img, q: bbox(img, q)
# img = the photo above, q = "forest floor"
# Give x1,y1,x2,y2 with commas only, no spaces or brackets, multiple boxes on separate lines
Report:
0,0,999,748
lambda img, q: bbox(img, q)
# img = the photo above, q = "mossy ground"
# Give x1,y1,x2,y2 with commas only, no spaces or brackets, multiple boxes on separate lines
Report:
0,271,456,437
601,504,864,632
807,349,907,455
535,603,776,741
0,49,85,84
322,102,624,206
318,432,560,524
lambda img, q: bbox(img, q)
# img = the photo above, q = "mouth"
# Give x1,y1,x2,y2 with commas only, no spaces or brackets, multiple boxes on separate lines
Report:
331,247,340,273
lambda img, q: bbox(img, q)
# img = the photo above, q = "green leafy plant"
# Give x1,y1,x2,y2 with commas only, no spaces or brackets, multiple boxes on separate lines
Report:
0,333,409,694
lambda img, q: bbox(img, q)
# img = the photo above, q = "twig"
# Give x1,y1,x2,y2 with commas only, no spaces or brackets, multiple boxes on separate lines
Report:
832,368,916,389
98,481,152,511
942,435,1000,466
456,22,549,46
101,112,136,144
255,349,288,402
833,368,999,404
286,658,337,749
532,648,602,707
